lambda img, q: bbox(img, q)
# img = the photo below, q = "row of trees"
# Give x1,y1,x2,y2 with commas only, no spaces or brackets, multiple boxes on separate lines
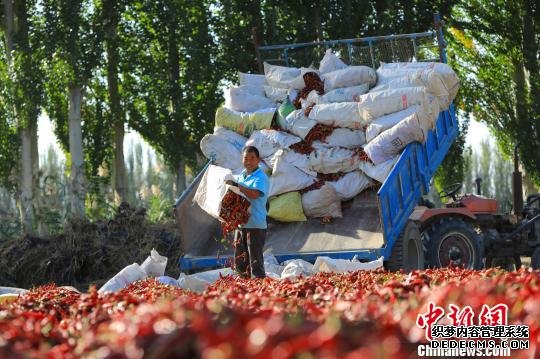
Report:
1,1,538,235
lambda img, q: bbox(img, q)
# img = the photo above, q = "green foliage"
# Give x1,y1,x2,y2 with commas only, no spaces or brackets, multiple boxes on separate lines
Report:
147,193,172,223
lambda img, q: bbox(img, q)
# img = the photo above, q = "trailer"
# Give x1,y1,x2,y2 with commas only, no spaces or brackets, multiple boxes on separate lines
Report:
174,14,459,273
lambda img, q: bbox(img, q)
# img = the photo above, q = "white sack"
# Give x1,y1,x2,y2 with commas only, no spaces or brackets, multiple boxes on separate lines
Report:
177,268,235,293
302,183,342,218
359,156,399,184
308,102,366,129
246,129,302,159
357,86,426,122
324,128,366,148
215,106,275,137
239,72,267,87
283,109,318,139
322,66,377,91
365,106,419,142
313,256,384,273
328,171,372,200
224,86,275,112
140,248,168,277
264,254,285,278
213,127,248,151
269,152,316,197
264,62,301,88
318,49,348,74
200,134,243,170
364,111,429,165
289,67,320,90
280,259,314,279
157,276,181,287
307,84,369,104
193,165,239,218
264,85,289,103
309,145,360,174
265,149,316,177
98,263,147,293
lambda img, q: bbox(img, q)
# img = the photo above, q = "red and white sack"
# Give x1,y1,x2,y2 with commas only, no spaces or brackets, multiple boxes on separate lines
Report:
200,134,243,171
213,127,248,151
328,170,373,200
363,112,429,165
306,84,369,104
239,72,268,87
359,156,399,184
357,86,426,123
309,145,360,174
318,49,347,74
365,106,419,143
264,62,301,88
324,128,366,148
269,152,316,197
301,183,342,218
321,66,377,91
283,109,318,139
265,149,316,177
264,86,289,103
246,129,302,158
224,86,275,112
307,102,366,130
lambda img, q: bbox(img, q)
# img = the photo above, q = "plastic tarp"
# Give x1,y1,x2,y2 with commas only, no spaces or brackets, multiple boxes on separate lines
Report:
321,66,377,91
318,49,348,74
200,133,243,171
269,152,316,197
302,183,342,218
307,102,366,129
307,84,369,104
313,256,384,273
215,106,275,137
245,129,301,159
328,171,372,201
268,192,307,222
224,86,276,113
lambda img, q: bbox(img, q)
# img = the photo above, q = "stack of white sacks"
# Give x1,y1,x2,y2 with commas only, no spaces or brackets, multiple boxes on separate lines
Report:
199,49,459,222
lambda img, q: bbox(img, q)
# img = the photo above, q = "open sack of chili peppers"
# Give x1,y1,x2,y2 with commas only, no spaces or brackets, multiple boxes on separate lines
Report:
200,49,460,225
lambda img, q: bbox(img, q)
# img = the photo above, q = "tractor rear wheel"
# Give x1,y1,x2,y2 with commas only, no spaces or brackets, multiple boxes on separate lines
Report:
385,221,425,272
424,218,483,270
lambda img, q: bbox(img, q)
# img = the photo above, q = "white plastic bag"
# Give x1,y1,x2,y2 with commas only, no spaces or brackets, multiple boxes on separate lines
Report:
157,276,181,287
239,72,267,87
224,86,275,113
213,127,248,151
264,85,289,102
359,156,399,183
357,86,426,123
364,111,428,165
200,134,243,170
308,102,366,129
264,62,301,88
324,128,366,148
283,109,318,139
313,256,384,273
322,66,377,91
309,145,359,174
245,129,301,158
302,183,342,218
308,84,370,104
280,259,314,279
264,254,285,277
269,152,316,197
318,49,348,74
193,165,239,218
177,268,235,293
98,263,147,293
365,106,419,142
265,149,316,177
328,171,372,200
289,67,320,90
140,248,168,277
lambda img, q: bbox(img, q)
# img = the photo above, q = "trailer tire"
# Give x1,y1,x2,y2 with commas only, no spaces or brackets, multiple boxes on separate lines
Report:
385,221,425,272
532,247,540,270
425,218,483,270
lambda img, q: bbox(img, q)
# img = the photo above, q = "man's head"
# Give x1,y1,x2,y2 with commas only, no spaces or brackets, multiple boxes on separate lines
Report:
242,146,260,173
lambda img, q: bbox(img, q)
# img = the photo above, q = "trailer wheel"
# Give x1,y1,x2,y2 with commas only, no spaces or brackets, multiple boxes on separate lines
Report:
532,247,540,270
385,221,425,272
425,218,483,270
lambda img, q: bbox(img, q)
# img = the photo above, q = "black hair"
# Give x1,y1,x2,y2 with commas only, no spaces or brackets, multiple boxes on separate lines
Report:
242,145,260,158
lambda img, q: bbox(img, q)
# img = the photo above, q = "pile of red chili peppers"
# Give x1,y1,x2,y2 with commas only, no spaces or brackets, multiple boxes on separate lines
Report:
219,189,250,236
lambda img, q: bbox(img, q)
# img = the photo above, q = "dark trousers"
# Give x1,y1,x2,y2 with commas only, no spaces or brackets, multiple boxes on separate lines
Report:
234,228,266,278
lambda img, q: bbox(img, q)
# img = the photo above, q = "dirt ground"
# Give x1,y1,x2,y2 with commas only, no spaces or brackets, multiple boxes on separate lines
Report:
0,203,182,292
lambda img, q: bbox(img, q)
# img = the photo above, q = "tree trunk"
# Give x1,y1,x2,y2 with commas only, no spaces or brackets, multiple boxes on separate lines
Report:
175,158,186,196
20,128,34,232
68,85,86,218
104,0,127,204
3,0,14,65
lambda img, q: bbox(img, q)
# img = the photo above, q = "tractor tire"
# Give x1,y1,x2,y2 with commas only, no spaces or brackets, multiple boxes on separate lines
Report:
485,255,522,271
424,218,483,270
385,221,425,272
532,247,540,270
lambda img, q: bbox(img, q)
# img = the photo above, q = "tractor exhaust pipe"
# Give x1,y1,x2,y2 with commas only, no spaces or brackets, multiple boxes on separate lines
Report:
513,145,523,215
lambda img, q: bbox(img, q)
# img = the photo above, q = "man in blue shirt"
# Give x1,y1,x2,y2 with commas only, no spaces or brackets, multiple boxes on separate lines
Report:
226,146,269,278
